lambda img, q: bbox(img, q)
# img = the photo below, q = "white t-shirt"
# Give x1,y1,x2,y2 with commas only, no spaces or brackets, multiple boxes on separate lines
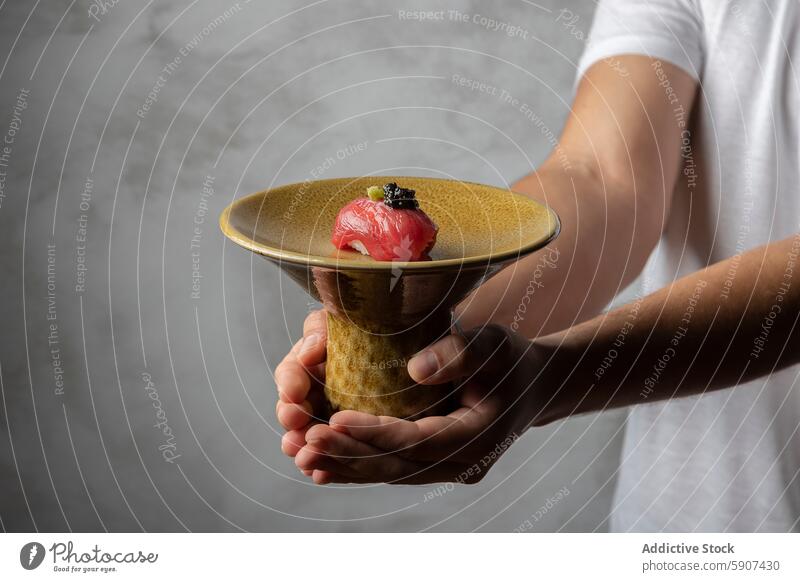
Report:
577,0,800,532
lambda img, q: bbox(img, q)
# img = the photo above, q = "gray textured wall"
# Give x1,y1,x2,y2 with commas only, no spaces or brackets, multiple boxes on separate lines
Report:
0,0,627,532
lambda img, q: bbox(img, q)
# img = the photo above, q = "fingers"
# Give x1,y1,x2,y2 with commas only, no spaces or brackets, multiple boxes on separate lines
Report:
302,425,464,484
281,426,315,476
275,310,331,473
281,424,315,457
275,357,311,404
407,334,468,384
329,412,423,452
275,389,329,432
407,324,513,385
294,441,364,480
274,309,328,404
276,400,313,431
305,424,416,480
274,311,329,432
298,309,328,367
329,408,493,464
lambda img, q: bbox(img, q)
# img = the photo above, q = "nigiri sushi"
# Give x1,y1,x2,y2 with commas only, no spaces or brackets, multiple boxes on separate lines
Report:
331,183,438,262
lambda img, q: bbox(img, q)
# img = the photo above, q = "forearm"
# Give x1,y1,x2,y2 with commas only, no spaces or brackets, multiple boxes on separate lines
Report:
536,233,800,424
456,156,652,336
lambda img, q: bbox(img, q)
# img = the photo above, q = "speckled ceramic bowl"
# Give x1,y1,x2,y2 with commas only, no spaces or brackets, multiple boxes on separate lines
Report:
220,176,559,419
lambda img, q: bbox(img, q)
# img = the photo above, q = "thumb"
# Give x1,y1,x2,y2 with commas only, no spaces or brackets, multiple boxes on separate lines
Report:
407,324,514,385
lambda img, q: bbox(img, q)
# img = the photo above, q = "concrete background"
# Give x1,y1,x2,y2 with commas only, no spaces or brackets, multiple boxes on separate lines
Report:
0,0,629,532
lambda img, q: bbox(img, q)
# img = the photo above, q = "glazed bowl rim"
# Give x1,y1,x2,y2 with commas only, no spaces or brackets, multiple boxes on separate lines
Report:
219,177,561,272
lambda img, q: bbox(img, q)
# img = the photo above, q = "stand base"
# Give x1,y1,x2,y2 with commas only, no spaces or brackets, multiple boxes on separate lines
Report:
324,311,452,419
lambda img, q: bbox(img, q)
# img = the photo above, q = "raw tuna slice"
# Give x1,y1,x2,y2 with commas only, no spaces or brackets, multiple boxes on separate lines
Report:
331,183,438,262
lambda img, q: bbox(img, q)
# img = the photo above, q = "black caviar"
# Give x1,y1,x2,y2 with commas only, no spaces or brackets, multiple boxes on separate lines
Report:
383,182,419,210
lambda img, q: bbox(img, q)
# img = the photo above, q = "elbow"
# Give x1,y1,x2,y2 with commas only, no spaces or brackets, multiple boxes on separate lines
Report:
598,157,670,256
576,155,667,284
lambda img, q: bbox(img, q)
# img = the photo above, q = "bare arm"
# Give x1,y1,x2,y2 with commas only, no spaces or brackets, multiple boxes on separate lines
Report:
459,56,698,335
534,233,800,424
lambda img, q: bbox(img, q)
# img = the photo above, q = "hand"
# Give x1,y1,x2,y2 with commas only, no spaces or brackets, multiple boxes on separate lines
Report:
294,324,550,485
273,309,330,476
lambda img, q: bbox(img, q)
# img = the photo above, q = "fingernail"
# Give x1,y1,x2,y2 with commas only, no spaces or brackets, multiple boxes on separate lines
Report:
409,350,439,380
300,333,319,354
305,436,322,449
329,423,349,435
328,413,349,434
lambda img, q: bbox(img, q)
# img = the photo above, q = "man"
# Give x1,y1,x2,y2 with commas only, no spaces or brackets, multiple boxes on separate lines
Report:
274,0,800,531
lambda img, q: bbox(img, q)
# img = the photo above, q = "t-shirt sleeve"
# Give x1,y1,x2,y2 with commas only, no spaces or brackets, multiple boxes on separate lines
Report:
576,0,705,82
